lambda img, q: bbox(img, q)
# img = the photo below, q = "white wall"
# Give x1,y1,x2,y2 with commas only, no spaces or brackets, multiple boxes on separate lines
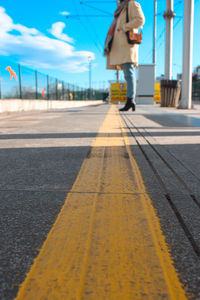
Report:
0,100,104,113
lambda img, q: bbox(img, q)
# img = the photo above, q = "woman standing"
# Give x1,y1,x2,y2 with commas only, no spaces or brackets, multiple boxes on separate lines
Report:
104,0,145,111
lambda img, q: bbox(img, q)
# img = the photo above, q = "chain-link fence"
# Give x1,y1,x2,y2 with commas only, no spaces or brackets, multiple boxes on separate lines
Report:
0,57,107,101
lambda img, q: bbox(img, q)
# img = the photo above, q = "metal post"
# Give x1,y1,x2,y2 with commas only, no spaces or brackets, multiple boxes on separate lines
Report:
82,88,84,100
163,0,175,79
47,75,49,100
62,81,65,100
72,84,75,100
18,64,22,99
80,88,82,100
116,0,120,82
68,83,70,100
179,0,194,109
88,56,92,99
35,71,38,99
89,61,92,90
74,85,76,100
116,71,120,82
56,79,58,100
153,0,157,65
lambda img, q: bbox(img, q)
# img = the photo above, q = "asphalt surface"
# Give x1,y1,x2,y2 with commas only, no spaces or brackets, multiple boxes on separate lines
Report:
0,104,108,300
0,103,200,299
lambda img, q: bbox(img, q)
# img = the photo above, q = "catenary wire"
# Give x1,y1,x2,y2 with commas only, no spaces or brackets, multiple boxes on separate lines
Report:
71,0,103,54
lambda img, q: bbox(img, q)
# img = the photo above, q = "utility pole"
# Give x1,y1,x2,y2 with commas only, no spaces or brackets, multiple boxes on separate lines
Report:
88,56,92,99
163,0,175,79
179,0,194,109
116,0,120,82
153,0,157,65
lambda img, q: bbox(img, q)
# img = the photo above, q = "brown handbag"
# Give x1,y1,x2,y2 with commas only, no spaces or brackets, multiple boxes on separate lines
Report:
125,7,142,45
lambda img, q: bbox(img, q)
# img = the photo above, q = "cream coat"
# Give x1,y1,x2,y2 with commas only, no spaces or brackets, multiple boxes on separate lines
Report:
106,0,145,70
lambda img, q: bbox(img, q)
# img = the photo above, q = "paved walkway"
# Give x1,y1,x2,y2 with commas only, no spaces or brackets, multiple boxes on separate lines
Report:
0,103,200,299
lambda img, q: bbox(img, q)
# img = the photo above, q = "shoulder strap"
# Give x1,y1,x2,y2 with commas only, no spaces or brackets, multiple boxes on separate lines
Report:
126,6,129,23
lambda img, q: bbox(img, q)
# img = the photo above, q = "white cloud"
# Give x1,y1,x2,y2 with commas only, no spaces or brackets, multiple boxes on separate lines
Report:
48,22,74,43
60,11,70,16
13,24,39,35
0,7,13,36
0,7,94,73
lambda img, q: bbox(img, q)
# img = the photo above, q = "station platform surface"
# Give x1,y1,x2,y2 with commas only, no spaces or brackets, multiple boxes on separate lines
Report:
0,103,200,299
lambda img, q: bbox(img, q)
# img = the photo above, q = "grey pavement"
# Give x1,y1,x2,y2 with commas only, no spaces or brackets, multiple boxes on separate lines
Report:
120,103,200,299
0,102,200,299
0,104,109,300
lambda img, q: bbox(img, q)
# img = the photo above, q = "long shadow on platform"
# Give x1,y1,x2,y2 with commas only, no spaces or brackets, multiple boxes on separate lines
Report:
0,144,90,300
1,139,200,299
0,130,200,140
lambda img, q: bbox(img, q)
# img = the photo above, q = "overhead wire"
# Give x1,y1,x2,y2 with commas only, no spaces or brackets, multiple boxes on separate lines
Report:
174,0,183,9
80,2,112,16
80,3,106,54
71,0,104,54
81,1,115,2
71,0,186,68
142,0,183,64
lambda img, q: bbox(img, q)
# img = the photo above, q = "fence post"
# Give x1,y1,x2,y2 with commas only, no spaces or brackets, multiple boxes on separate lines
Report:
84,88,86,100
35,71,38,99
80,88,83,100
18,64,22,99
47,75,49,100
56,79,58,100
62,81,65,100
68,83,70,100
73,85,75,100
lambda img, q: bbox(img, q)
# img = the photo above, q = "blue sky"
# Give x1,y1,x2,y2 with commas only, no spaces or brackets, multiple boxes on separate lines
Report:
0,0,199,89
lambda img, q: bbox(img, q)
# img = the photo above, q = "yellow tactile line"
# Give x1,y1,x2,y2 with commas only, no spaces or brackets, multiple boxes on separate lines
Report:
15,105,186,300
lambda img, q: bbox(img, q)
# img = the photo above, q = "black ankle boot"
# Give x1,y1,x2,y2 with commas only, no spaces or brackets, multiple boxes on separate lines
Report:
119,98,135,111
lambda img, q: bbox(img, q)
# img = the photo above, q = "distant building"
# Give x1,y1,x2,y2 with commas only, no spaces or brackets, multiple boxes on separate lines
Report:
177,74,182,80
192,66,200,101
193,66,200,80
156,75,164,82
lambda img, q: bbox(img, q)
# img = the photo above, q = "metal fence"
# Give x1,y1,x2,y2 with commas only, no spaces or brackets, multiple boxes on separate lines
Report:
0,57,106,101
192,79,200,102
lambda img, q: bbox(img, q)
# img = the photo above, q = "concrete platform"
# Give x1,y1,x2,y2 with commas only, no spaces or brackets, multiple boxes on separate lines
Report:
0,103,200,299
119,103,200,299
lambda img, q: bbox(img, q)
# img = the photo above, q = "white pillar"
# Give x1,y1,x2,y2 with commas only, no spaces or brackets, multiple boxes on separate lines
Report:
116,0,120,82
163,0,175,79
179,0,194,109
153,0,157,65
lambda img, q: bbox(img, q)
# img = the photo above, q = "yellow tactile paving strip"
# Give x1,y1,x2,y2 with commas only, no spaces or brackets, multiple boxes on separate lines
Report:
15,105,186,299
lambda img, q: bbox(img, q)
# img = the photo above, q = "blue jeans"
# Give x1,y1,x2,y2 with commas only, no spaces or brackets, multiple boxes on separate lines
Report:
122,63,136,103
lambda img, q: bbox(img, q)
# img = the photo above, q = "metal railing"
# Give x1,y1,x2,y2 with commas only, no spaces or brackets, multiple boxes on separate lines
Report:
0,57,106,101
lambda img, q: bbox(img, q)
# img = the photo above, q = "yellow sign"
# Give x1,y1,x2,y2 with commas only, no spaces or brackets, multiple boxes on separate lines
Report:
154,82,161,103
110,82,127,102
